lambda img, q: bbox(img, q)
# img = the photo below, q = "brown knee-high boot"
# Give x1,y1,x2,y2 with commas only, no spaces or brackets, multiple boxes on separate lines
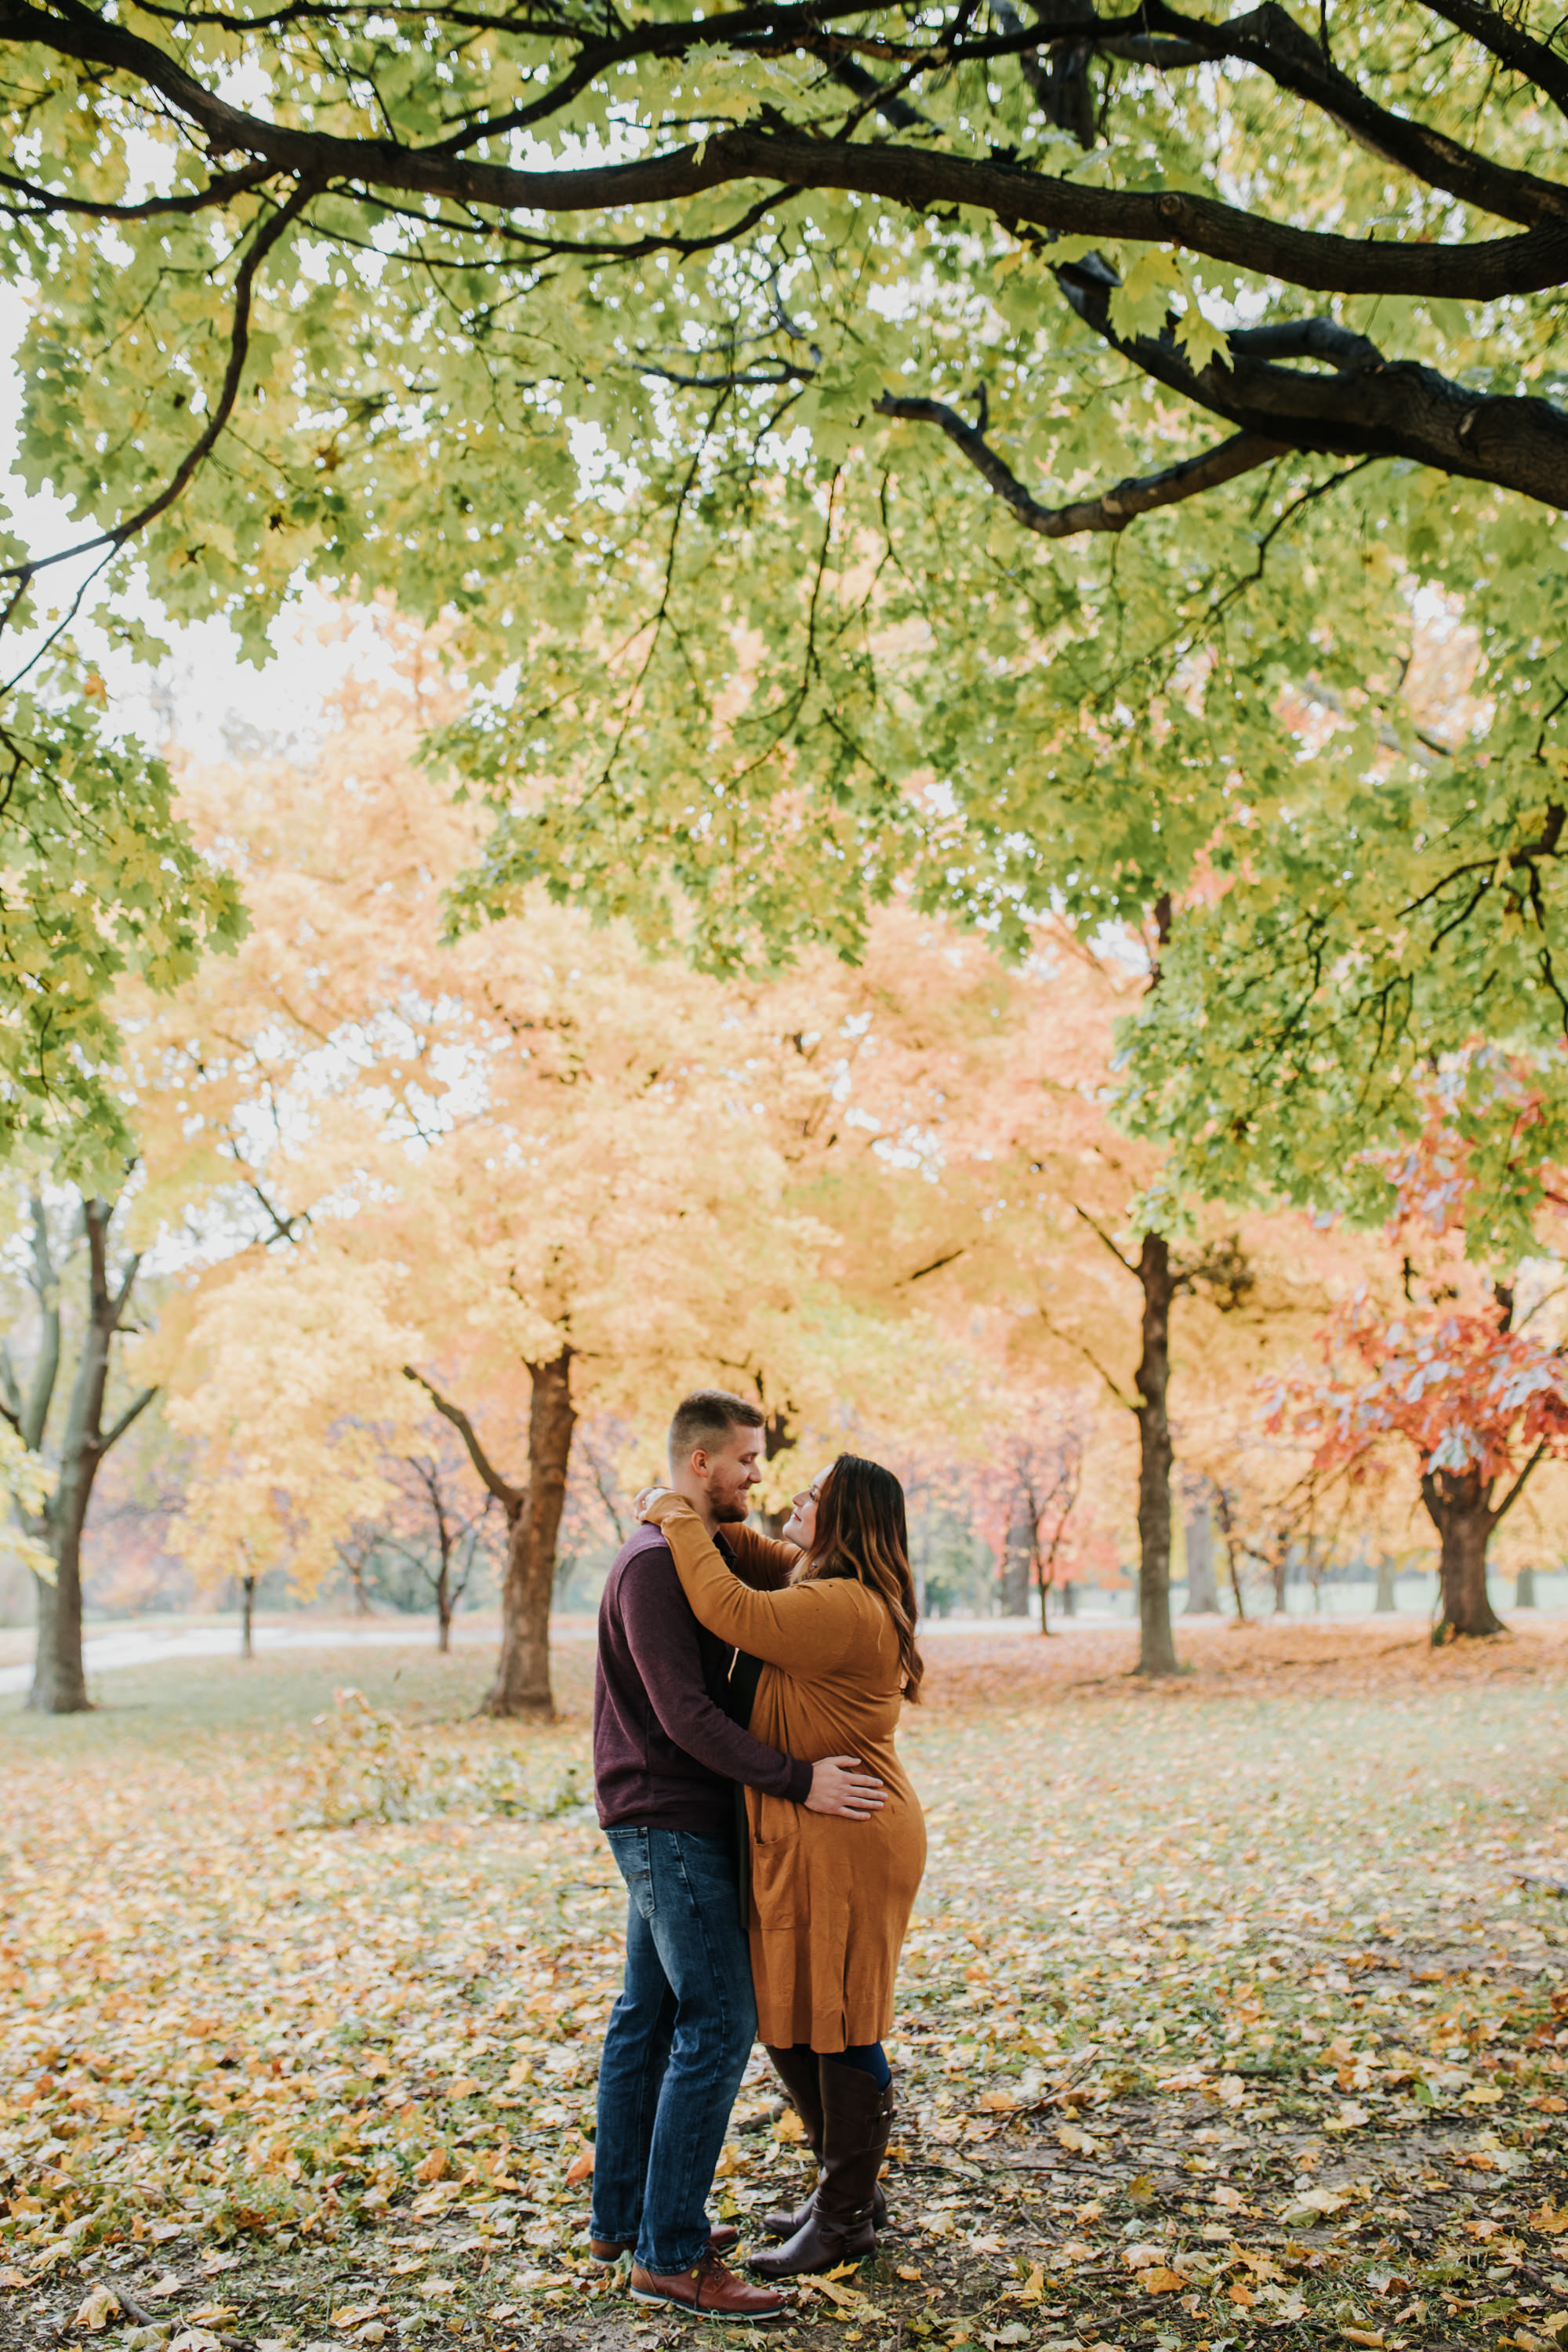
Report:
761,2047,888,2240
760,2044,824,2238
750,2061,895,2279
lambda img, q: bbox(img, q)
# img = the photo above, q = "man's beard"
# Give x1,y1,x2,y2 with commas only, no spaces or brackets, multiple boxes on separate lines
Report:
711,1496,753,1524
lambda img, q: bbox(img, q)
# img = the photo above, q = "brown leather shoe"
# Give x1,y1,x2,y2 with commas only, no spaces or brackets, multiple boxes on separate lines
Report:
630,2252,789,2320
592,2223,739,2267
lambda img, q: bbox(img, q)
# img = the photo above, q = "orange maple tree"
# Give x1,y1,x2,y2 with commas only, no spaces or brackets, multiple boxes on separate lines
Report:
1274,1112,1568,1638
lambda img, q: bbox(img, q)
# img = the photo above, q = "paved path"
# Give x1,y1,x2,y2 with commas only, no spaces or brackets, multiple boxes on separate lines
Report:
0,1610,1065,1696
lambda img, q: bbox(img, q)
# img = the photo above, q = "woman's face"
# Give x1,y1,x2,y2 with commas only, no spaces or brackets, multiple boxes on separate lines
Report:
781,1469,829,1550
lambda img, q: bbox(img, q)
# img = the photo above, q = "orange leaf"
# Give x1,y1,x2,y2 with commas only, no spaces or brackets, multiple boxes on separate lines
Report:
564,2151,594,2186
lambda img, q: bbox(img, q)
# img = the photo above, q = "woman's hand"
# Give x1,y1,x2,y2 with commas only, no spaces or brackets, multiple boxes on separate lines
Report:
633,1486,679,1523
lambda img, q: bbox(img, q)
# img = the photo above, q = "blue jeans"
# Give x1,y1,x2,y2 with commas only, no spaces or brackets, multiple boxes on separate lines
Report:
591,1827,757,2274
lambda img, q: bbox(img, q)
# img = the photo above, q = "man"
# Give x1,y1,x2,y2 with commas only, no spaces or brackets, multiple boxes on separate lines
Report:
590,1388,884,2321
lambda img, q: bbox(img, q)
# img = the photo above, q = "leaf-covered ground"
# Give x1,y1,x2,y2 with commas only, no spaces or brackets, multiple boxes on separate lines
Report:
2,1617,1566,2352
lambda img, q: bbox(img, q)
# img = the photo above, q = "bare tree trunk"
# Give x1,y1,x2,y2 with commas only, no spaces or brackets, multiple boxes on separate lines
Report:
27,1548,86,1712
1000,1488,1033,1617
1374,1552,1399,1613
1421,1468,1504,1639
1060,1577,1076,1617
437,1559,453,1653
1182,1492,1220,1614
1213,1488,1247,1623
1515,1564,1537,1609
485,1351,575,1719
240,1573,256,1660
1271,1546,1289,1616
1134,1232,1178,1677
25,1199,154,1715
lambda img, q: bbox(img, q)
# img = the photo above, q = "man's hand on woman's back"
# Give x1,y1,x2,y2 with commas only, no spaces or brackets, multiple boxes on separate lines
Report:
806,1756,885,1818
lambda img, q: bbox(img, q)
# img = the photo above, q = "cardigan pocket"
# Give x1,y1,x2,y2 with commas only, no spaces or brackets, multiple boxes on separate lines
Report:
750,1835,801,1926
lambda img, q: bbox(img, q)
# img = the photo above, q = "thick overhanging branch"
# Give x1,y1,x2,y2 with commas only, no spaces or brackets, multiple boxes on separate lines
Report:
877,393,1287,532
1058,262,1568,508
3,2,1567,301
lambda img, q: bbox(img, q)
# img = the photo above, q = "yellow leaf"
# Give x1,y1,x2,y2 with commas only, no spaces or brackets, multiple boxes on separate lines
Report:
448,2074,484,2098
773,2109,806,2144
1340,2332,1386,2349
74,2285,118,2331
414,2148,450,2182
1141,2267,1187,2294
978,2089,1015,2114
896,2265,923,2281
330,2305,384,2327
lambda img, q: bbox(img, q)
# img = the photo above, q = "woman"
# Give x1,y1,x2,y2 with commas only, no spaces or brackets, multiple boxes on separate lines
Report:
637,1454,926,2280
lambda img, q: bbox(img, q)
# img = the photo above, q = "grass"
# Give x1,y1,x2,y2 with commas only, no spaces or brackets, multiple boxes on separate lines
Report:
2,1615,1566,2352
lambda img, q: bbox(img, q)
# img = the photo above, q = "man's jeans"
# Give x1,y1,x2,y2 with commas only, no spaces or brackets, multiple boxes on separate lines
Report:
591,1826,756,2274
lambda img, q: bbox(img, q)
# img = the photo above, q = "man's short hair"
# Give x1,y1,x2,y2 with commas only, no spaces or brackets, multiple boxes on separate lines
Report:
668,1388,766,1461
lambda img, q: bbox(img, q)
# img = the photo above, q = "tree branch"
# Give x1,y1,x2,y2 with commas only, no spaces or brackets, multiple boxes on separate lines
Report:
1491,1437,1551,1529
1057,260,1568,508
1036,1305,1138,1413
95,1385,158,1458
1073,1203,1138,1275
877,397,1287,533
402,1365,523,1509
1,6,1565,303
0,175,316,594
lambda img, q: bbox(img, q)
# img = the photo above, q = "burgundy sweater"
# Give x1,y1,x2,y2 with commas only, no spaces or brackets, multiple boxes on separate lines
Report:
593,1521,811,1835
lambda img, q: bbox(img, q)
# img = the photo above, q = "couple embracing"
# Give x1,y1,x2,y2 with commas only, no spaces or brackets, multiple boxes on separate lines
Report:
588,1388,927,2321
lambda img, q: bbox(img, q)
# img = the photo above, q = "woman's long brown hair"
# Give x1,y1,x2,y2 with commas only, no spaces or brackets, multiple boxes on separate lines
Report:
803,1454,924,1702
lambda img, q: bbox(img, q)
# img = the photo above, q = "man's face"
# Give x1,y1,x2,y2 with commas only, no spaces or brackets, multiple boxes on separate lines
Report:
695,1425,766,1524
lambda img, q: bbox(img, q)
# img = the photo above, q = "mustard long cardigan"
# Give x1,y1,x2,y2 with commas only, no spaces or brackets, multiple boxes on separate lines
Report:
648,1498,927,2053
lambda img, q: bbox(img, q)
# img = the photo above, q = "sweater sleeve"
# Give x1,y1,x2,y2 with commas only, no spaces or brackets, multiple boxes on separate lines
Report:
649,1500,869,1674
618,1547,812,1803
727,1523,804,1592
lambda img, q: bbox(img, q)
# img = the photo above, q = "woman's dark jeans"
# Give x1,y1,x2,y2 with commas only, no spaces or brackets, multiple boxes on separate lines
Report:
590,1826,757,2274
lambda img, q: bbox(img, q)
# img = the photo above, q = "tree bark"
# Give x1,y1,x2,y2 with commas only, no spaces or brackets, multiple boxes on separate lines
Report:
484,1350,575,1719
1000,1487,1033,1617
1420,1466,1505,1639
1515,1564,1537,1609
1182,1493,1220,1613
1374,1552,1399,1613
26,1198,153,1715
240,1573,256,1660
1060,1577,1076,1617
1134,1231,1179,1677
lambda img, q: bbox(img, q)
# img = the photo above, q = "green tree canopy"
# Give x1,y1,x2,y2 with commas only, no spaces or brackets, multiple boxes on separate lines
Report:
2,0,1566,1221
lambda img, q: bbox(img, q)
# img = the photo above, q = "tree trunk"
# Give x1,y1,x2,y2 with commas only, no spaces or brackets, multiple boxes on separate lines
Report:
240,1573,256,1660
1060,1577,1076,1617
1515,1564,1537,1609
759,1407,793,1541
1000,1488,1033,1617
1421,1466,1504,1639
485,1350,575,1719
1374,1552,1398,1613
1271,1548,1289,1615
27,1200,151,1715
27,1551,87,1713
1182,1494,1219,1613
1134,1232,1178,1676
437,1560,452,1653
